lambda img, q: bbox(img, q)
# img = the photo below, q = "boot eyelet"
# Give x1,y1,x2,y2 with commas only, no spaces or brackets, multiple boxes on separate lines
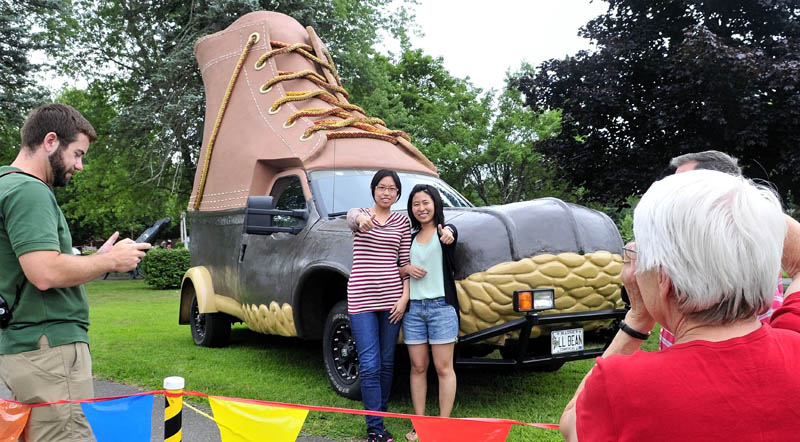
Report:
254,60,265,71
283,120,296,129
249,32,260,44
299,133,313,142
259,84,272,93
268,106,281,115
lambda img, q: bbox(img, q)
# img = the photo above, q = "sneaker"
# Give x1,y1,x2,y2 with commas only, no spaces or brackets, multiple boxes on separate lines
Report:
381,429,394,442
366,431,394,442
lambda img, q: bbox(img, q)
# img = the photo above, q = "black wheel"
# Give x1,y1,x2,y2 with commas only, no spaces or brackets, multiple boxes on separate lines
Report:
189,293,231,347
323,300,361,400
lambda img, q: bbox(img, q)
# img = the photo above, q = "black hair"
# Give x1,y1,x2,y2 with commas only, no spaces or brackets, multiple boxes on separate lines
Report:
370,169,402,203
407,184,445,231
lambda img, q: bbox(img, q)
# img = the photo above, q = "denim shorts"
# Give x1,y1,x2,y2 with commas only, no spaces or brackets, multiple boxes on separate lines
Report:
403,297,459,345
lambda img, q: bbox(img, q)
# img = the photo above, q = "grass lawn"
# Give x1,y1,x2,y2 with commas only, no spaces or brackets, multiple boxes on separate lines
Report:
86,280,659,442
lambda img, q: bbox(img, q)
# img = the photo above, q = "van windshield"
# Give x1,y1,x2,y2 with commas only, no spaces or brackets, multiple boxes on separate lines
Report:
309,170,472,216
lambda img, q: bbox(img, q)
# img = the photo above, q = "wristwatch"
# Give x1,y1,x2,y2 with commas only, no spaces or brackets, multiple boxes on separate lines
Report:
620,320,650,340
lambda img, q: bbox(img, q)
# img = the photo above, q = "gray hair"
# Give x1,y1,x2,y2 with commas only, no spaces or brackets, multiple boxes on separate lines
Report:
633,170,785,324
670,150,742,176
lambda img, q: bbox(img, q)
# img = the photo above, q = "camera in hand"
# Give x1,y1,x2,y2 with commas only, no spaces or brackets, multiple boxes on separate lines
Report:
0,295,11,329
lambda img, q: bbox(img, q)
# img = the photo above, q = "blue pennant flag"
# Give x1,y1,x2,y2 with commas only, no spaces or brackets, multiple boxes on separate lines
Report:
81,395,154,442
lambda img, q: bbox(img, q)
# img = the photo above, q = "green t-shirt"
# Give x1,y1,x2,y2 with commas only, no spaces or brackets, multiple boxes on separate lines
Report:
0,166,89,354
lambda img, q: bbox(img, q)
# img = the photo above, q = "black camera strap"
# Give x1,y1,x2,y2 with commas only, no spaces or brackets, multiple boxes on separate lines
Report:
0,169,51,189
0,169,43,326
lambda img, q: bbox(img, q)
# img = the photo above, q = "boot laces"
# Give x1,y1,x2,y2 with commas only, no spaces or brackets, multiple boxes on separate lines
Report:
254,41,411,144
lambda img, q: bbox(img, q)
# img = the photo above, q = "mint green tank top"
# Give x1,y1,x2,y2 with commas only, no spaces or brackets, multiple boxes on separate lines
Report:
409,234,445,300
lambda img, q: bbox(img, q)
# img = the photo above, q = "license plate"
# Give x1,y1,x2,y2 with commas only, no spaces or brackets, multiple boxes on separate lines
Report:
551,328,584,354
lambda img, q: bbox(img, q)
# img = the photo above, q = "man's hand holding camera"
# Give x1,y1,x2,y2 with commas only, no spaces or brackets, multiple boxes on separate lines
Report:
98,231,151,273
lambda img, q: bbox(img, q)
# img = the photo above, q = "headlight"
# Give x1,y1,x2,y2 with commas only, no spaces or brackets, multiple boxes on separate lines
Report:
513,289,555,312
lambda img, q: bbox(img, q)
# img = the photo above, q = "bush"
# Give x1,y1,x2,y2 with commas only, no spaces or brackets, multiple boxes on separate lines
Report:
140,247,190,289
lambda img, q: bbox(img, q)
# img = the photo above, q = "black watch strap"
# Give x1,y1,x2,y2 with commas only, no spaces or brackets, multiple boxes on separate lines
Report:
620,320,650,340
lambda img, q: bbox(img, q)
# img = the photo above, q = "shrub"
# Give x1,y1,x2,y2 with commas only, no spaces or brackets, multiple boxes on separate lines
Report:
141,247,190,289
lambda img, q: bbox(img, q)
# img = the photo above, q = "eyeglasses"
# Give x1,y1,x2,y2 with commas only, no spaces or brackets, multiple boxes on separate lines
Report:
622,247,637,264
376,185,398,194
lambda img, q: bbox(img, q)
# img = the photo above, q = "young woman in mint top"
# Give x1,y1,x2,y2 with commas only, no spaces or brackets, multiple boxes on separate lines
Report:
400,184,458,442
346,169,411,442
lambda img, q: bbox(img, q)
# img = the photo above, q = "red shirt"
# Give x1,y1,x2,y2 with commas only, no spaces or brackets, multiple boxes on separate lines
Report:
577,291,800,442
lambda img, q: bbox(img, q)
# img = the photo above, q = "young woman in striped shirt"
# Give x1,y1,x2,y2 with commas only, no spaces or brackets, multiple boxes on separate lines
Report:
346,169,411,442
401,185,458,442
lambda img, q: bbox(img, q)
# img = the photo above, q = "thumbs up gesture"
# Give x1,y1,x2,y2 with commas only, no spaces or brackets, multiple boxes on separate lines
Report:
438,224,454,244
357,210,376,232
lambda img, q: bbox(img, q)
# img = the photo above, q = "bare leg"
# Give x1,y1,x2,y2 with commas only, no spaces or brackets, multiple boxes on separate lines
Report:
431,342,456,417
407,344,429,416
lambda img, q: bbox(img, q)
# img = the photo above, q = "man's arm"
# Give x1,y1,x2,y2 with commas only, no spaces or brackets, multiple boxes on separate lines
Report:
782,214,800,296
19,237,150,291
771,215,800,330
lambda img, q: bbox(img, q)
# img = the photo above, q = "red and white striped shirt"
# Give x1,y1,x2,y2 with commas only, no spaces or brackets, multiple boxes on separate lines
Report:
346,208,411,314
659,277,786,349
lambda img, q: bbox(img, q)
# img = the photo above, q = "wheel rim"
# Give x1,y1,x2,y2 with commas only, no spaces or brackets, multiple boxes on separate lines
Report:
330,319,359,385
192,299,207,341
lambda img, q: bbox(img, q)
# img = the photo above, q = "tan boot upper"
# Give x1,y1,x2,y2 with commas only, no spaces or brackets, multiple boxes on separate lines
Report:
190,11,436,211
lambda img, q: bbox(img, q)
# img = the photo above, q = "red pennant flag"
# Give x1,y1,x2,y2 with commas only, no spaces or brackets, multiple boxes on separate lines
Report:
0,400,31,442
411,416,513,442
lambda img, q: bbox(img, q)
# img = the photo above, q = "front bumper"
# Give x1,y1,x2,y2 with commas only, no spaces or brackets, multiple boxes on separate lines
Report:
454,308,628,368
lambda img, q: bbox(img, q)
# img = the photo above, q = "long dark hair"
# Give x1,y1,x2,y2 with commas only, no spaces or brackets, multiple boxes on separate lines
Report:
407,184,445,231
370,169,402,203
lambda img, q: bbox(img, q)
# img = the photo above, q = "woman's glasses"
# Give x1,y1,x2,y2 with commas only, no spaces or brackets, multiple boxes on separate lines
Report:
622,247,637,264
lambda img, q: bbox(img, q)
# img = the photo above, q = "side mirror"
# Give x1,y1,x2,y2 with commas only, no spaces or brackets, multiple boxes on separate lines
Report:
245,196,307,235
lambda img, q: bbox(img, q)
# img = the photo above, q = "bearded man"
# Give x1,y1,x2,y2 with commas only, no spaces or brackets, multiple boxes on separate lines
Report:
0,103,151,441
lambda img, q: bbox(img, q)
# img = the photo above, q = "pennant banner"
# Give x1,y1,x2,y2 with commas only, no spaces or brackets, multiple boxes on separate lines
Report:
411,416,513,442
0,401,30,442
1,388,558,442
81,395,154,442
209,396,308,442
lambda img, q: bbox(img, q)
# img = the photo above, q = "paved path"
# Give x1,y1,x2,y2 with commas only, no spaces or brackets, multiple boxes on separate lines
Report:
1,379,337,442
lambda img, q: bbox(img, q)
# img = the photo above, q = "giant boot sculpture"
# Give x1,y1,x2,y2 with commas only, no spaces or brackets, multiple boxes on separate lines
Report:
190,11,435,211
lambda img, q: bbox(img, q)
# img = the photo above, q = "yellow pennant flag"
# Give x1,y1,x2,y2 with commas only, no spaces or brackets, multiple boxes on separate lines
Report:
209,397,308,442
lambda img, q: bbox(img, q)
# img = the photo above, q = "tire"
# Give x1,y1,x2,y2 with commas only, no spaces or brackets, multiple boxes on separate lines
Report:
323,300,361,400
189,293,231,348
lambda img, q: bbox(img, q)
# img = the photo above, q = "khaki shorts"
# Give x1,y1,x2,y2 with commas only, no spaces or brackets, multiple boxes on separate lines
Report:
0,335,94,442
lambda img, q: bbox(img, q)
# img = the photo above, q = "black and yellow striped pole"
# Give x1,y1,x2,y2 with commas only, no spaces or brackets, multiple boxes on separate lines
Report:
164,376,184,442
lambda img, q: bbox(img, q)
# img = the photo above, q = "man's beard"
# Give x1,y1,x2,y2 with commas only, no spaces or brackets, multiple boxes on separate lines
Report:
49,143,71,187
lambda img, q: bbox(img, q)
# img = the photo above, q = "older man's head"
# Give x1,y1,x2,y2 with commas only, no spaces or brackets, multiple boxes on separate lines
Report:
633,170,785,324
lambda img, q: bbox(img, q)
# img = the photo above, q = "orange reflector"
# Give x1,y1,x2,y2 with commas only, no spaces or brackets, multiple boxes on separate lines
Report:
518,292,533,311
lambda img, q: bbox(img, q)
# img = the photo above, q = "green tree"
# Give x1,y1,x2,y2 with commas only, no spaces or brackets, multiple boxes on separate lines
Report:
516,0,800,206
356,52,578,206
0,0,57,163
53,86,184,244
474,75,571,205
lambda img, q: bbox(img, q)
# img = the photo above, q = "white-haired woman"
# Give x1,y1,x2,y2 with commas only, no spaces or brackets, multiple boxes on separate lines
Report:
560,170,800,442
